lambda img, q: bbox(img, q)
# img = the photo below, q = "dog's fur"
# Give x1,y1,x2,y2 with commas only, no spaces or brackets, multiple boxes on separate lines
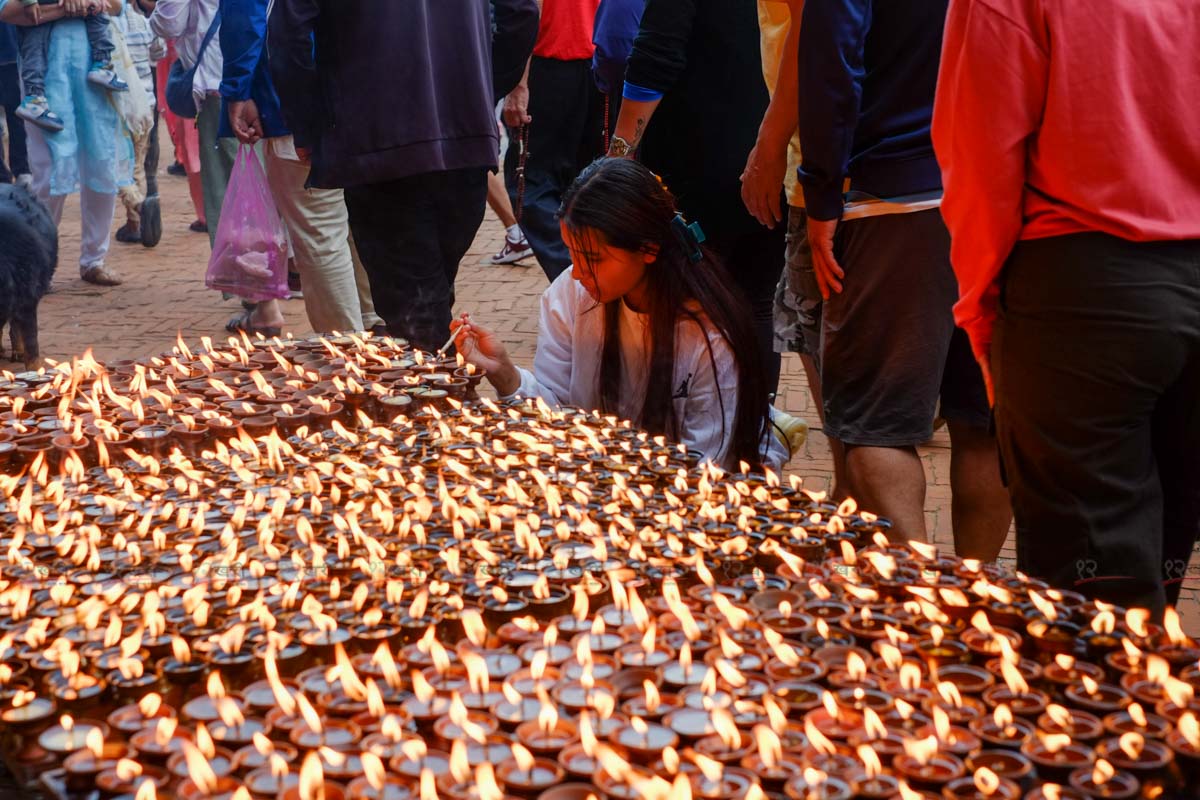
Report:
0,183,57,368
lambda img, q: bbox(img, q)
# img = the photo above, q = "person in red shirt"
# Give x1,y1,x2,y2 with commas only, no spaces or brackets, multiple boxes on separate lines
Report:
501,0,604,281
933,0,1200,617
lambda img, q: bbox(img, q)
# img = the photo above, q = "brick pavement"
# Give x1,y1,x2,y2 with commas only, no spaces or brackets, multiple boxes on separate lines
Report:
8,128,1200,632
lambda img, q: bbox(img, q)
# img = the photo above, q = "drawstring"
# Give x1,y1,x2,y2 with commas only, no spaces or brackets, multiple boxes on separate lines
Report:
515,123,530,225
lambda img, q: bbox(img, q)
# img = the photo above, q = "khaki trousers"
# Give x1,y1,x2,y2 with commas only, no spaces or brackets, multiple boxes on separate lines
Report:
263,136,380,333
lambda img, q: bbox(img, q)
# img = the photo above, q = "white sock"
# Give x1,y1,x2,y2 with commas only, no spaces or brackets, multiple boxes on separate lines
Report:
506,223,523,242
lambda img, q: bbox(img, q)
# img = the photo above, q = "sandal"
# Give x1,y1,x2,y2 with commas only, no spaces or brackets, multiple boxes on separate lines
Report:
81,265,123,286
225,308,282,338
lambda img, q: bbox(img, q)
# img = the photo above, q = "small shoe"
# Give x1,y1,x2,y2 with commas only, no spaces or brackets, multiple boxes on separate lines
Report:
167,161,187,177
140,194,162,248
87,63,129,92
81,265,123,286
15,174,33,189
15,96,64,133
489,234,533,265
114,222,141,244
287,271,303,299
190,219,208,234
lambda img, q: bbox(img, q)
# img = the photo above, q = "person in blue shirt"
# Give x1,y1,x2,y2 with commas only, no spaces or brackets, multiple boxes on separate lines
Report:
217,0,379,337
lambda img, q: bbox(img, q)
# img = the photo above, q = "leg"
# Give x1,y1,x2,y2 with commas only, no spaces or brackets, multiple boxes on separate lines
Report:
433,167,489,315
947,421,1012,561
77,184,117,276
727,216,787,398
503,57,576,281
84,14,115,65
18,25,50,98
994,234,1199,618
1154,353,1200,609
24,124,65,225
264,136,363,333
13,302,39,367
349,237,383,330
821,211,960,543
346,169,486,352
487,170,518,229
144,66,160,196
197,95,236,247
119,128,149,224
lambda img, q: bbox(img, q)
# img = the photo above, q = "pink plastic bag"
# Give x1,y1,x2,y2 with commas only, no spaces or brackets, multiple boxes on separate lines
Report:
205,145,290,302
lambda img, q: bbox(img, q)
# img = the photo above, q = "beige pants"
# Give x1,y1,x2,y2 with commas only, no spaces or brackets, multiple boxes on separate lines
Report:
263,136,381,333
118,126,150,224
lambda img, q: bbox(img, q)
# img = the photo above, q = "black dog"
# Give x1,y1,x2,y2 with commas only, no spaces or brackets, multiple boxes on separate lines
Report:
0,182,57,368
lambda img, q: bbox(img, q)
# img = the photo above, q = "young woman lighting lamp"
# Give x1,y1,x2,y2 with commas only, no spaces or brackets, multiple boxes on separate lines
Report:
452,158,806,473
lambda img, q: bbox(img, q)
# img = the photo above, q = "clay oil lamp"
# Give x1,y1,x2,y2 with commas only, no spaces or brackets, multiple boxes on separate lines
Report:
848,743,901,800
1095,730,1175,789
37,713,108,757
174,737,241,800
62,726,134,792
1064,675,1131,716
608,714,679,762
783,767,856,800
806,690,865,742
1038,703,1104,743
233,731,298,776
1024,592,1081,660
848,707,911,761
940,767,1021,800
983,658,1049,718
1102,701,1171,741
739,724,807,791
964,750,1034,787
1081,606,1126,663
969,705,1035,750
1067,759,1139,800
918,706,983,759
893,734,966,791
515,701,577,755
107,692,175,737
95,758,172,798
1117,653,1178,708
961,612,1022,665
279,751,346,800
923,679,986,727
1043,655,1106,698
916,625,970,669
1022,785,1088,800
288,694,361,750
1166,711,1200,783
1019,732,1095,783
497,742,566,797
168,723,235,784
131,716,192,766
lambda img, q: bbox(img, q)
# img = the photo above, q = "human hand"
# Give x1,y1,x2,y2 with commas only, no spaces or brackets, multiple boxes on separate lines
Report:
806,216,845,299
228,99,263,145
450,314,520,396
502,84,531,129
740,140,787,228
60,0,88,16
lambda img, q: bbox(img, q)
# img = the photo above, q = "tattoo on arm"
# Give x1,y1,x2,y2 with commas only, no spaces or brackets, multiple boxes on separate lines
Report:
630,118,646,148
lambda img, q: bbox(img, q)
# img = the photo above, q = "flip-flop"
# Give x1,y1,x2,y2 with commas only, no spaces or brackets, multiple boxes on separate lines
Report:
225,308,282,338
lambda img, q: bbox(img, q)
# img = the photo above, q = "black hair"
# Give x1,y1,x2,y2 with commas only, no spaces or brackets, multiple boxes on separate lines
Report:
558,158,770,469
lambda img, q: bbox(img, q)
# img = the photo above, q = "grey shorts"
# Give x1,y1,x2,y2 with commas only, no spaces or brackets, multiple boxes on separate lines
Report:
773,206,823,364
822,209,990,447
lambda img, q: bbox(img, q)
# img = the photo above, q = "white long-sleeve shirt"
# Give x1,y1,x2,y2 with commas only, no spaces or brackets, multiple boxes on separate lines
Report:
506,272,788,473
149,0,221,110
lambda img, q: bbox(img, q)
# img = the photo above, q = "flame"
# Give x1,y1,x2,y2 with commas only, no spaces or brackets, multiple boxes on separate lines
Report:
898,782,924,800
1092,759,1114,786
847,652,867,682
900,663,922,692
138,693,163,718
299,751,325,800
902,735,939,766
1126,609,1150,639
753,724,782,769
1118,732,1145,761
135,781,157,800
1147,656,1170,687
1001,657,1029,695
933,706,954,743
857,743,883,778
644,680,661,714
937,681,964,708
713,707,741,749
450,740,471,783
85,726,104,758
512,742,535,772
863,707,887,740
182,741,219,795
296,694,323,735
196,723,215,759
974,767,1001,796
1046,705,1074,729
116,759,142,780
994,704,1014,731
1179,712,1200,748
1029,591,1058,621
153,717,177,747
1081,675,1100,696
804,717,837,756
1092,610,1116,636
1041,733,1072,754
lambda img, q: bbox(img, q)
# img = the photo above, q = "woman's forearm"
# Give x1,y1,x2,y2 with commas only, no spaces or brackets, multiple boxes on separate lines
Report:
0,3,63,24
610,96,660,152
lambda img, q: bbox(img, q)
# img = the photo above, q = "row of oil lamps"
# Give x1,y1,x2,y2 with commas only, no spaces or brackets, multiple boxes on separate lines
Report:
0,336,1199,800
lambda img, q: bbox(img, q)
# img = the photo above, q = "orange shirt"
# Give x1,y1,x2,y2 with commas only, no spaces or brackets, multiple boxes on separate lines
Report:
533,0,602,61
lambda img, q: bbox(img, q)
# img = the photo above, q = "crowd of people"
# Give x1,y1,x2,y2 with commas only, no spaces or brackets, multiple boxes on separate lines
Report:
0,0,1197,618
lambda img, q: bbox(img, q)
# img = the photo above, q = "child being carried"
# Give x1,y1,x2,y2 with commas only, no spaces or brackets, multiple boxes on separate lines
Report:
15,0,128,132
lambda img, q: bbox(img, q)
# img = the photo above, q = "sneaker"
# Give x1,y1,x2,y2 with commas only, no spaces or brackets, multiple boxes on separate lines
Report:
489,234,533,265
190,219,208,234
287,271,303,299
167,162,187,177
87,63,128,92
14,96,64,133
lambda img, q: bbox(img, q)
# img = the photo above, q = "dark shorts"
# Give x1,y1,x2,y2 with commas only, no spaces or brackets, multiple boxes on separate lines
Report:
821,209,989,447
774,206,823,364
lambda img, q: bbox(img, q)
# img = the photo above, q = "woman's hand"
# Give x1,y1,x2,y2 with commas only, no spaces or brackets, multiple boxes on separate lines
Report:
450,315,521,396
60,0,90,16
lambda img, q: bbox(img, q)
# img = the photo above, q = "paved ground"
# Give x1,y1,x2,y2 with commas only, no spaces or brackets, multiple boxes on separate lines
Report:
8,128,1200,633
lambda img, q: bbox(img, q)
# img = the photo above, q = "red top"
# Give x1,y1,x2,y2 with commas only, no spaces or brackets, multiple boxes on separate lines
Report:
533,0,602,61
932,0,1200,360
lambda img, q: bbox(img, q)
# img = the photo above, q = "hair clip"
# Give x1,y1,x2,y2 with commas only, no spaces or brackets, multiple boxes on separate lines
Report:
671,213,706,263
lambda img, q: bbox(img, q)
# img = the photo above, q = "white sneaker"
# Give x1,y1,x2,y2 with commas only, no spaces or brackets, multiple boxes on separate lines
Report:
489,234,533,265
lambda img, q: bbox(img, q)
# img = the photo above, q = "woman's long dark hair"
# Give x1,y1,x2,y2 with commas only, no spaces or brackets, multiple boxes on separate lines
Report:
558,158,770,469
